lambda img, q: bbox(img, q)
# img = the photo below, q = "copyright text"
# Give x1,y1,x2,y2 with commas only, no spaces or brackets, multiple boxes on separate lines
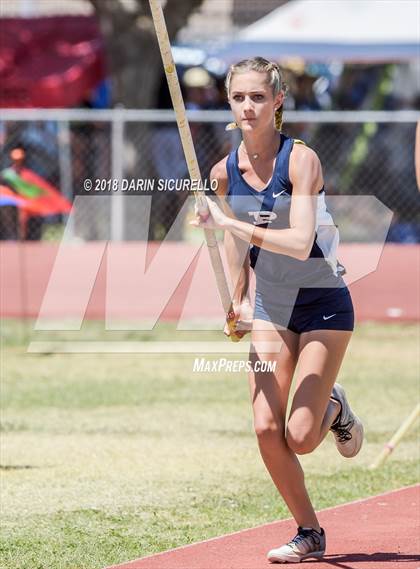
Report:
82,178,218,193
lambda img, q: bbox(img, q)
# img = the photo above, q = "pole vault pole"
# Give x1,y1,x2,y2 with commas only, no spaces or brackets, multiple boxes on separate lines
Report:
148,0,240,341
369,403,420,469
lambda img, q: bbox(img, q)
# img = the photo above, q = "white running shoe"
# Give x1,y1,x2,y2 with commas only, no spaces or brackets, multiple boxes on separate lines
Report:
330,383,364,458
267,527,326,563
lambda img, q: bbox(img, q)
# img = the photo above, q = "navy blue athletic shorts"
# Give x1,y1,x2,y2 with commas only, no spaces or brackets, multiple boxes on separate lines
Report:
254,286,354,334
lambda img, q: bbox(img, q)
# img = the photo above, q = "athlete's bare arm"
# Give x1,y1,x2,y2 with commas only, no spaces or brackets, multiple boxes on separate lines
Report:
210,158,253,335
210,158,251,304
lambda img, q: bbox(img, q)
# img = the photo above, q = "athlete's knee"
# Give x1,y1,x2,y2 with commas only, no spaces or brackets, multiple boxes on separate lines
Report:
254,419,284,447
286,424,318,455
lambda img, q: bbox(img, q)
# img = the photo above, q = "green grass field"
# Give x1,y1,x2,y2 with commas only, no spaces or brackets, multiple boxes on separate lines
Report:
1,320,419,569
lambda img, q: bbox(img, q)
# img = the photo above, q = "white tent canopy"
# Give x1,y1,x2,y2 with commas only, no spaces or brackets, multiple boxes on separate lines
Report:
217,0,420,63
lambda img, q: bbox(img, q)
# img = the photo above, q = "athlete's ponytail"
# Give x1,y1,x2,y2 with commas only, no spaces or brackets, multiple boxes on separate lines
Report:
275,105,284,132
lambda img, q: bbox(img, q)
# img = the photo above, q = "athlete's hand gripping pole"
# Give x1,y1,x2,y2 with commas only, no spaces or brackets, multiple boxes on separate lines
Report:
148,0,240,341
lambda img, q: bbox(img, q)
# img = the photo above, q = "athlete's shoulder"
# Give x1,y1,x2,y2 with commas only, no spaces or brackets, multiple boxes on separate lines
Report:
210,155,229,196
291,139,318,158
290,140,323,193
290,140,321,169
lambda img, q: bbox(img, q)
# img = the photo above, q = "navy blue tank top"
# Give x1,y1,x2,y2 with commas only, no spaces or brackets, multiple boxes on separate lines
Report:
225,134,346,305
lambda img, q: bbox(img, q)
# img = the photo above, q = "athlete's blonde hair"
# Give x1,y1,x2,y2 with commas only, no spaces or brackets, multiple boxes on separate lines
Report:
225,57,286,132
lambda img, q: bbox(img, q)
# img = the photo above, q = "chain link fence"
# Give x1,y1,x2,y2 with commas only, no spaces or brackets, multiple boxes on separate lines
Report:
0,109,419,243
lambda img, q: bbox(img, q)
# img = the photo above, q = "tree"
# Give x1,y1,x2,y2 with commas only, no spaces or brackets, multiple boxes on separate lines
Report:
89,0,206,108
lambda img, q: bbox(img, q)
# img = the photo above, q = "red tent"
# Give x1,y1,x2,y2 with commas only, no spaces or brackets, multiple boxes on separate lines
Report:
0,16,105,108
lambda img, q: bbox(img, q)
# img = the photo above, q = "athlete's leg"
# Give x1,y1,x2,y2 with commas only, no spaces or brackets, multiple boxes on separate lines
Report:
249,319,321,531
286,329,352,455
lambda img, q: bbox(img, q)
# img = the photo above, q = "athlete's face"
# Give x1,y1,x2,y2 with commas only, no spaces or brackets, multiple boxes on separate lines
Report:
228,71,283,133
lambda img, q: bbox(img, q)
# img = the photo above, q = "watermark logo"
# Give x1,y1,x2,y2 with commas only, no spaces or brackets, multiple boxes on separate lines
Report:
27,193,393,354
192,358,277,373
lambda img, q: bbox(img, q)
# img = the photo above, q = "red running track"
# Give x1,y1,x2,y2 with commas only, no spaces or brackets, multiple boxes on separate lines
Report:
1,243,419,322
105,485,420,569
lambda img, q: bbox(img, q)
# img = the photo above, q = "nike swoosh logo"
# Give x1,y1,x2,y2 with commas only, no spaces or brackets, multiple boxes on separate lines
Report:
273,190,287,198
323,314,336,320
